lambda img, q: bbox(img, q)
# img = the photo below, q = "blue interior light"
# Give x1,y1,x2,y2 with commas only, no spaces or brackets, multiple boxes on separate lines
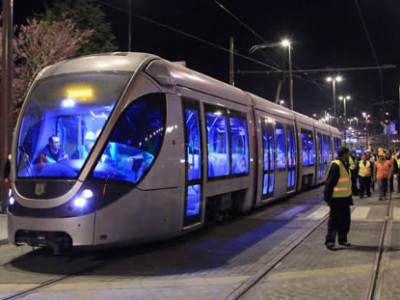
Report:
61,98,76,108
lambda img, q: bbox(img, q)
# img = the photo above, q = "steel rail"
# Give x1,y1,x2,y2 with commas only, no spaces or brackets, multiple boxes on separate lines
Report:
226,211,330,300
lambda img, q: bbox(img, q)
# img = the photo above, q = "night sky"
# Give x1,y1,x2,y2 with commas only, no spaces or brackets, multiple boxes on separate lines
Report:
12,0,400,127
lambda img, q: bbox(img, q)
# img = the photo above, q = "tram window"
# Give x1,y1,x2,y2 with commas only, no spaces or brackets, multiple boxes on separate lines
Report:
230,116,249,174
186,184,201,216
287,125,296,188
93,93,165,183
262,121,275,171
16,72,131,178
318,134,323,164
276,123,286,170
205,107,229,178
301,130,315,166
323,135,330,163
334,138,341,157
269,173,275,193
185,108,201,181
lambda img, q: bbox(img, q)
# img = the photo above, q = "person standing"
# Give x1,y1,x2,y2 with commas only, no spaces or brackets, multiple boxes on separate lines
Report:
366,149,375,192
349,151,358,196
324,147,353,250
374,151,392,200
386,149,396,193
358,153,372,198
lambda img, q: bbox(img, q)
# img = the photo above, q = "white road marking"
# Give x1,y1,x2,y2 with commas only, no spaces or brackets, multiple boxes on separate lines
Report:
351,207,370,220
306,206,329,219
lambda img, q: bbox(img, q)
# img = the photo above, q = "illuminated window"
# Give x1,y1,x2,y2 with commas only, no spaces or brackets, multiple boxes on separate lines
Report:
205,106,229,178
93,93,165,183
230,115,249,175
17,72,131,178
301,130,315,166
276,123,287,170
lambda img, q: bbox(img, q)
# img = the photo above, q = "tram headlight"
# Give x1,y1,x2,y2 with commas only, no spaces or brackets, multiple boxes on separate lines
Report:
8,189,12,197
73,197,87,208
81,189,93,199
9,197,15,206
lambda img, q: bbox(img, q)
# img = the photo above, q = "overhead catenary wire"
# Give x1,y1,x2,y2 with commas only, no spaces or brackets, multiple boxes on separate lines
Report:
354,0,384,102
213,0,332,101
98,0,281,72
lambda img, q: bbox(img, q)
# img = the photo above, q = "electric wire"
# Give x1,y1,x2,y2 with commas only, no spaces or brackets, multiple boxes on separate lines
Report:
98,0,281,72
353,0,384,102
213,1,332,101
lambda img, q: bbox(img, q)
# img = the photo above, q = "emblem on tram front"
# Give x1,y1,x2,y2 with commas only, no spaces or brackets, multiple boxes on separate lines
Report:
34,183,46,196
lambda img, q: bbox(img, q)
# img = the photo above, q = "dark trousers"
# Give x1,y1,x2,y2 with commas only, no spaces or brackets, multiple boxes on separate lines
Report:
326,205,351,244
389,176,394,192
351,169,359,195
378,178,388,198
359,176,371,198
398,175,400,192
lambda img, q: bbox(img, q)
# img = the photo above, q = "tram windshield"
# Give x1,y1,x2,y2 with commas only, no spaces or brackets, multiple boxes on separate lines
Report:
16,72,132,178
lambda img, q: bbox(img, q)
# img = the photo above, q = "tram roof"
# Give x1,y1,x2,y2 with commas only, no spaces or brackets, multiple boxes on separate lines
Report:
36,52,159,80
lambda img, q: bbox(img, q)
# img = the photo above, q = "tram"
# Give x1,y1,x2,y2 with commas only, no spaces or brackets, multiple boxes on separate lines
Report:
8,52,341,250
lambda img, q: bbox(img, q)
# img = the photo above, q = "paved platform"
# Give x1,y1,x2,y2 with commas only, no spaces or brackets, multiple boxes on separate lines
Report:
0,186,398,299
242,189,399,300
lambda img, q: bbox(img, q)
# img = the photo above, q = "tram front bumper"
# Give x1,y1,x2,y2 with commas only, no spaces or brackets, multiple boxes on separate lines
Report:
8,213,95,247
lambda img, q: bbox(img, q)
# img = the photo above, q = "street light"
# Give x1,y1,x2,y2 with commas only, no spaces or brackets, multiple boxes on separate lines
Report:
250,39,293,110
281,39,293,111
326,76,343,123
339,95,351,145
279,99,285,105
362,112,370,148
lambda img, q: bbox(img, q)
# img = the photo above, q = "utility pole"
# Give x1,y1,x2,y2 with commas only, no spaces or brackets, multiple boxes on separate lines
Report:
1,0,13,212
229,37,234,86
128,0,132,52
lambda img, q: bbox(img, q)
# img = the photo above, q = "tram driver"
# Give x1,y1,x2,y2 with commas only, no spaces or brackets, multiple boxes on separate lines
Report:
36,135,68,164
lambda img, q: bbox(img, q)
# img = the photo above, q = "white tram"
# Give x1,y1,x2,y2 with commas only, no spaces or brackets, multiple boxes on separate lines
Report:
8,53,341,250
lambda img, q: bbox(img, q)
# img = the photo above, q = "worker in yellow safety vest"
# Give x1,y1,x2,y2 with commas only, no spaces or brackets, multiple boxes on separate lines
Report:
374,151,392,200
365,149,375,192
324,146,353,250
357,153,372,198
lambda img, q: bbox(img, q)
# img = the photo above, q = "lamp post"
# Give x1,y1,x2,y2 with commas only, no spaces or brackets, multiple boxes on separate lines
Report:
281,39,293,110
326,76,343,125
250,39,293,110
362,112,370,148
339,95,351,145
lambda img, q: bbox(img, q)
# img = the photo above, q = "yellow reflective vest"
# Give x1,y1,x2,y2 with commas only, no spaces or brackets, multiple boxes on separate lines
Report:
358,161,371,177
349,156,356,171
331,160,352,198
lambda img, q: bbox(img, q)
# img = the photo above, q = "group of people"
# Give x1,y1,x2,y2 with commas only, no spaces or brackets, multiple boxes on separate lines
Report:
324,146,400,250
349,148,400,200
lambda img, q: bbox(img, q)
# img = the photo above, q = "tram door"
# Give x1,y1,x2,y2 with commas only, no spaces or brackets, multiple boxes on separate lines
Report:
261,120,275,199
182,99,203,227
286,125,296,191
